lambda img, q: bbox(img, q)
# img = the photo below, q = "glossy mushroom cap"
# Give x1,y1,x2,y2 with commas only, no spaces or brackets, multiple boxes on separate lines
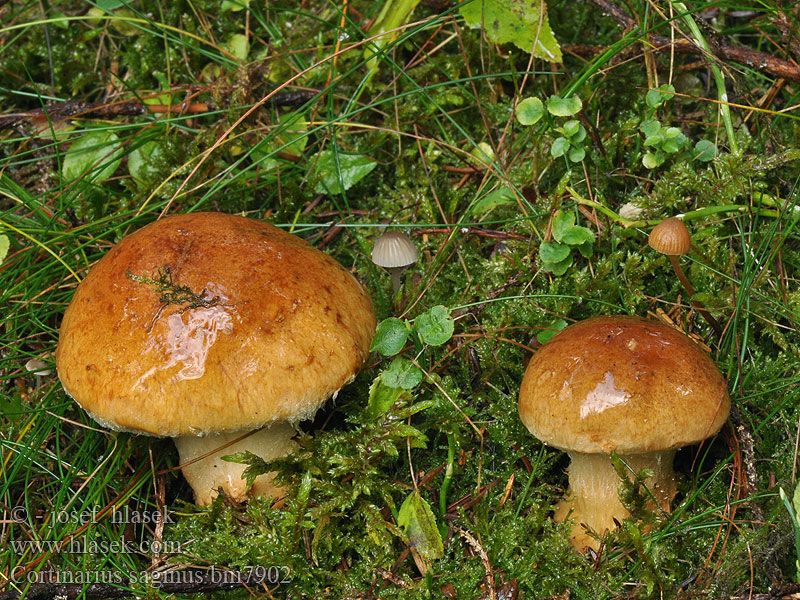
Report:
371,231,418,269
648,217,691,256
56,212,376,437
519,315,730,455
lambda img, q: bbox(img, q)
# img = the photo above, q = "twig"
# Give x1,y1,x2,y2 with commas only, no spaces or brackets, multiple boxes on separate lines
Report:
584,0,800,83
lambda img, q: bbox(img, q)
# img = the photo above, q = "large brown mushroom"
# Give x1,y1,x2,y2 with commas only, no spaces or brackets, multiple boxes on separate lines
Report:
518,315,730,550
56,212,376,505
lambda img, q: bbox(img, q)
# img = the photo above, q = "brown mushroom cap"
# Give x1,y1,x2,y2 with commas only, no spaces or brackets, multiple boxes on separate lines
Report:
371,231,418,269
519,315,730,455
56,212,376,437
648,217,691,256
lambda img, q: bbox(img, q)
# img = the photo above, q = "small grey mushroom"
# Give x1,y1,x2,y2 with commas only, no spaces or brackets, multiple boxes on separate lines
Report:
371,231,418,294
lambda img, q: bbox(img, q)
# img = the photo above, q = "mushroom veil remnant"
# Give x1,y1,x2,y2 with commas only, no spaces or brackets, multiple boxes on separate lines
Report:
56,212,376,505
518,315,730,550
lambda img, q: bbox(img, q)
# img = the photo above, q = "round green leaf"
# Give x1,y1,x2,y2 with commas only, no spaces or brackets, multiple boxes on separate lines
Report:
371,318,410,356
550,137,569,158
542,255,572,275
414,305,454,347
62,130,123,183
382,357,423,390
539,241,570,263
642,151,665,169
568,146,586,163
546,94,582,117
516,97,544,126
640,119,661,137
694,140,716,162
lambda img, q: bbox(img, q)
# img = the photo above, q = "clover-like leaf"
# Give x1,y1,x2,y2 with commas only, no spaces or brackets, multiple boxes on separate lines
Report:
550,137,569,158
559,225,594,246
539,241,571,263
371,318,410,356
551,210,575,243
546,94,582,117
414,305,454,347
694,140,716,162
382,357,423,389
542,255,572,275
516,97,544,126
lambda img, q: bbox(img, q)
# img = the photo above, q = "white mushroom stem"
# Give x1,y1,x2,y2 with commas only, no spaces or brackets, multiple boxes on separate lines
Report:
174,422,297,506
388,267,405,294
553,450,678,551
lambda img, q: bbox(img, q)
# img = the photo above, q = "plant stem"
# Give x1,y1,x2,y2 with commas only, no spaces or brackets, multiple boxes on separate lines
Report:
440,432,455,516
673,2,740,156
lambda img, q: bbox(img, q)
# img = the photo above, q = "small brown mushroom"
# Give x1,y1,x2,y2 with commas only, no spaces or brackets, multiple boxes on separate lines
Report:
371,230,418,294
518,315,730,551
56,212,376,505
648,217,722,337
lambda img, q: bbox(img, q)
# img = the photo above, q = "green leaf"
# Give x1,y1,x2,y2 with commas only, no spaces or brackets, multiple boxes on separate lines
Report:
516,97,544,126
640,119,661,137
221,0,250,11
550,210,575,243
645,84,675,108
542,255,572,275
642,152,664,169
382,357,423,389
367,378,407,417
62,130,123,183
550,137,569,158
414,305,454,346
471,187,516,217
313,151,378,195
546,94,582,117
537,318,568,344
567,146,585,163
0,234,8,265
561,119,581,138
661,138,682,153
371,318,410,356
224,33,249,61
559,225,594,246
539,241,570,263
397,490,444,560
577,239,594,258
365,0,423,70
459,0,562,62
793,482,800,520
643,131,664,147
694,140,716,162
128,141,164,183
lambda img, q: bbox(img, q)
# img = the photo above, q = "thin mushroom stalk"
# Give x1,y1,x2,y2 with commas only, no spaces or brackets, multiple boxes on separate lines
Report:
667,255,723,338
648,217,723,338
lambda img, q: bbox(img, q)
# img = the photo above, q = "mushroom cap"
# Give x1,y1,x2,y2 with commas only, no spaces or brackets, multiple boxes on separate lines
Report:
56,212,376,437
519,315,730,455
648,217,691,256
371,231,418,269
